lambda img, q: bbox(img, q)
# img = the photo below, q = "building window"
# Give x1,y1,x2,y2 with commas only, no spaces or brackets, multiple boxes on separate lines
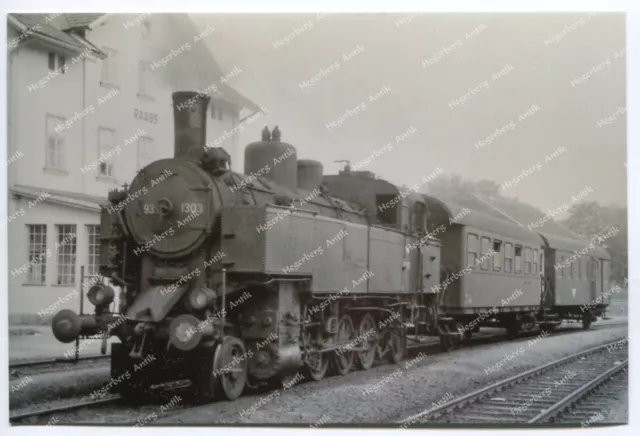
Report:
571,257,577,280
97,128,116,177
533,249,539,275
137,136,154,169
524,247,532,275
26,225,47,284
493,240,502,271
480,236,491,270
514,245,523,274
56,225,77,285
46,115,66,171
210,103,223,121
87,225,100,277
101,47,118,85
560,256,565,278
138,60,153,97
467,233,478,268
504,242,513,273
48,53,67,73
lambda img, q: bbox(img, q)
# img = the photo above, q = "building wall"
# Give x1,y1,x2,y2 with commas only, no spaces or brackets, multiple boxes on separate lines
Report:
8,197,113,316
7,14,243,318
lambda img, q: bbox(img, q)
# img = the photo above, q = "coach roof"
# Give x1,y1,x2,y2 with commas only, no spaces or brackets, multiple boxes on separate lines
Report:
422,194,542,246
471,194,611,260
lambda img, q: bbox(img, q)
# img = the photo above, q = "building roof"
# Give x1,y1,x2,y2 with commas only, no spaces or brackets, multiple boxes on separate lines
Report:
91,13,260,113
12,185,105,212
9,13,106,58
59,13,105,30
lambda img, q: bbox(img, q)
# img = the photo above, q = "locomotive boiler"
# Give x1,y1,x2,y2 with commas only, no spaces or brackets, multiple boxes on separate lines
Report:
51,91,446,401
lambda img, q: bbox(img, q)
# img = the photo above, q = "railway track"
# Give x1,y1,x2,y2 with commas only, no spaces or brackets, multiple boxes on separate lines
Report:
9,322,627,425
9,395,122,423
9,355,110,380
399,338,628,426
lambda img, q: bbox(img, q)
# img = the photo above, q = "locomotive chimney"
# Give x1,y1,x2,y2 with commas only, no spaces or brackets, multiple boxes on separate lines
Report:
172,91,211,162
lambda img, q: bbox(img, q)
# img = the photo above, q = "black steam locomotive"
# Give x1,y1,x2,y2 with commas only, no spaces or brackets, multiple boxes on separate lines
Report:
51,91,611,402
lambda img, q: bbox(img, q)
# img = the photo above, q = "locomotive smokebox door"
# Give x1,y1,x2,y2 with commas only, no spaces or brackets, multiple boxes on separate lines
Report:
124,158,220,259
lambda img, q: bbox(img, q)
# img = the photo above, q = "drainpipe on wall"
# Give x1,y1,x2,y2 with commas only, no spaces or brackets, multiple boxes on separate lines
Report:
81,57,87,193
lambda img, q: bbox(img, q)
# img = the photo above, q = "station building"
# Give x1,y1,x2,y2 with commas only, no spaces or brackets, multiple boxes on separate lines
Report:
7,13,260,320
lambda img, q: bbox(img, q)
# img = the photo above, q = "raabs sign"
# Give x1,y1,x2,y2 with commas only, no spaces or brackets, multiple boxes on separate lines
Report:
134,108,158,124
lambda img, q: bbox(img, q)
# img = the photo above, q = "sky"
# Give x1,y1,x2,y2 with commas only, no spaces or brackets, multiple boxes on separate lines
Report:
188,12,626,211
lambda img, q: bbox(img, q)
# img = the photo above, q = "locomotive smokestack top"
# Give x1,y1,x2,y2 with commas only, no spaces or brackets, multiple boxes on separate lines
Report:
172,91,211,162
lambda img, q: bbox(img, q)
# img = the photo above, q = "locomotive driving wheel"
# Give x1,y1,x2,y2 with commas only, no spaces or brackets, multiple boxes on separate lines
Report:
332,314,355,375
386,325,405,364
196,336,248,402
356,313,378,370
303,330,329,381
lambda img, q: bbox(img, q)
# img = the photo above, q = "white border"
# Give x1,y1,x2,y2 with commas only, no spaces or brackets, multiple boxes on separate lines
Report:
1,1,636,436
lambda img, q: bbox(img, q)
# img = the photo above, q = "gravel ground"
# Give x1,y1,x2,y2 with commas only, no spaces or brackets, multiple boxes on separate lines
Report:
147,322,628,426
604,389,628,424
10,365,111,410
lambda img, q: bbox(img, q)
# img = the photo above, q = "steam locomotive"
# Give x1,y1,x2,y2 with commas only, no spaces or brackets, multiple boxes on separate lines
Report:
51,91,611,402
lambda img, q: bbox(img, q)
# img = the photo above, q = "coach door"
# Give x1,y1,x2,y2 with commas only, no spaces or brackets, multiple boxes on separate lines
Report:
590,258,598,302
595,259,602,301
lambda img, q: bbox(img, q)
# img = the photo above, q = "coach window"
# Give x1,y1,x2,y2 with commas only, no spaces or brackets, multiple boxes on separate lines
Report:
480,237,491,270
560,256,565,278
514,245,523,274
504,242,513,272
578,258,583,280
467,233,478,268
533,249,539,274
504,242,513,273
493,240,502,272
524,247,532,274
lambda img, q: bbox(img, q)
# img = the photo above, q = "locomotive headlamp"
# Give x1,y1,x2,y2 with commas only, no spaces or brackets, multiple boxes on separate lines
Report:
87,284,115,307
187,287,216,310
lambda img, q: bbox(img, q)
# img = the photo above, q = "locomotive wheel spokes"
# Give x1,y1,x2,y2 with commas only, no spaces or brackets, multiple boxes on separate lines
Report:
303,330,329,381
387,325,405,364
305,349,330,381
356,313,377,370
332,314,355,375
212,336,248,401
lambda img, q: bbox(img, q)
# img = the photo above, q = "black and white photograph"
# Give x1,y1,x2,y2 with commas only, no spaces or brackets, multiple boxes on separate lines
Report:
2,1,634,433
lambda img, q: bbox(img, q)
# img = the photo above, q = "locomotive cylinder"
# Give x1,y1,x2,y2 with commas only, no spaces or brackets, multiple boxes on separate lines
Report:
172,91,211,162
244,126,298,189
297,159,324,190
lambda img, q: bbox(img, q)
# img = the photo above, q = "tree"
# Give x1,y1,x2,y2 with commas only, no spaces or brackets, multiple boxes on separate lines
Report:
561,202,628,287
